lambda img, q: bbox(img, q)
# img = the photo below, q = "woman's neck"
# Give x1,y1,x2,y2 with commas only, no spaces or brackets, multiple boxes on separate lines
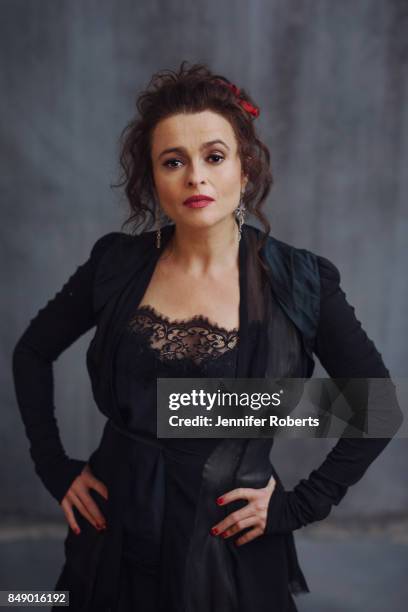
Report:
162,218,240,277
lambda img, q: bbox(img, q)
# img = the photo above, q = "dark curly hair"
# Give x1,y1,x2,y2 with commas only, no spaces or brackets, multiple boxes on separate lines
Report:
112,60,273,259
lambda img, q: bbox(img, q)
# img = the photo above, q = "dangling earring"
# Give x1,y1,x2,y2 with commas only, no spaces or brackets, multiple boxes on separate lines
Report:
154,190,164,249
235,190,246,241
156,226,161,249
156,204,165,249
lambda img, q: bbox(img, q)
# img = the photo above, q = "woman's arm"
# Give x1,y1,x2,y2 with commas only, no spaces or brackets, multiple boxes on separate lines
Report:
265,255,403,534
12,232,120,504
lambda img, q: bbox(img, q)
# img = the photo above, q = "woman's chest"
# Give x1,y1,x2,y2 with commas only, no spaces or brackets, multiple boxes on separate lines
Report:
137,258,240,332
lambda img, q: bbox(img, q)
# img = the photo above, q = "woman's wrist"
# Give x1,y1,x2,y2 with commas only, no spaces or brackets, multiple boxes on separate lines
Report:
39,457,87,504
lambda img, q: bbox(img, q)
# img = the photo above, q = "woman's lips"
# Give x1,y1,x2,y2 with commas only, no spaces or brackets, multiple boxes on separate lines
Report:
183,195,215,208
183,199,214,209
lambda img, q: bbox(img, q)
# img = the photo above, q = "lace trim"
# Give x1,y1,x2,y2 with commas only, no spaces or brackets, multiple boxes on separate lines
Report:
133,304,239,333
128,304,239,365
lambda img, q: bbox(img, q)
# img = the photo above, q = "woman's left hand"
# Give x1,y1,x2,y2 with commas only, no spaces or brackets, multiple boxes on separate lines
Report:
210,475,276,546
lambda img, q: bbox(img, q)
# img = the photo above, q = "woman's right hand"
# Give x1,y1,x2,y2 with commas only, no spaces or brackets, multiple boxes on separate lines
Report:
60,463,109,535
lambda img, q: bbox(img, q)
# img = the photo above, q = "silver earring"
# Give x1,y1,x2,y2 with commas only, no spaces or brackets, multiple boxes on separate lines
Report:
235,191,246,241
156,204,166,249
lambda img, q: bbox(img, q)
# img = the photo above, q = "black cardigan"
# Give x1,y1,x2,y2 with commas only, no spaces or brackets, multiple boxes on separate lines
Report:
12,227,404,612
12,230,401,521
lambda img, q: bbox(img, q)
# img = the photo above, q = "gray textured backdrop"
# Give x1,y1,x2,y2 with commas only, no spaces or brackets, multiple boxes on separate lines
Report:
2,0,407,537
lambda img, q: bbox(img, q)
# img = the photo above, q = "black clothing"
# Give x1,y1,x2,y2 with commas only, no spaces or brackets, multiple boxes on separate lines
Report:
115,305,238,606
11,223,402,612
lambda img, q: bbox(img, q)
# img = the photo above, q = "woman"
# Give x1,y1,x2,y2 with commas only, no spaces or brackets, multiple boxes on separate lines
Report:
12,62,402,612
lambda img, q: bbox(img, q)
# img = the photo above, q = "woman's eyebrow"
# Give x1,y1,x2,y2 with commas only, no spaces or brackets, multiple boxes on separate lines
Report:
158,139,230,160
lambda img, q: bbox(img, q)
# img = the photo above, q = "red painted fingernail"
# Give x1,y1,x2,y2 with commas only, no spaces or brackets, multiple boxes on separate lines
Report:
221,532,228,538
74,528,80,535
210,527,219,536
216,497,224,505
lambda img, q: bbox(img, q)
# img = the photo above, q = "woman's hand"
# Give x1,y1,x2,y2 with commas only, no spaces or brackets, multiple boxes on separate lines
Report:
60,463,109,535
210,475,276,546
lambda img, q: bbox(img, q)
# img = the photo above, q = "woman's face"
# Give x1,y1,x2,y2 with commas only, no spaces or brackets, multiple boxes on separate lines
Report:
150,110,248,230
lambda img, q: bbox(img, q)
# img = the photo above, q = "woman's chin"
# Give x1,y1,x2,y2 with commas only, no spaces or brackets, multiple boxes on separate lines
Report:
174,209,234,231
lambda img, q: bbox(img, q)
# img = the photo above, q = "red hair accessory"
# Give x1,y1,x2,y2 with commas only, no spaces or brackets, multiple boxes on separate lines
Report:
216,79,260,118
238,99,260,118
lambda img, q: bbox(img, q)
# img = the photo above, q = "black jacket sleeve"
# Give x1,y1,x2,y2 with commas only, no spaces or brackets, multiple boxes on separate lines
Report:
266,255,403,534
12,232,121,504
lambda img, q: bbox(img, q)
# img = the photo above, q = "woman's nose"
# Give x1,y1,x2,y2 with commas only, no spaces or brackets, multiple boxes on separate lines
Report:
186,161,206,186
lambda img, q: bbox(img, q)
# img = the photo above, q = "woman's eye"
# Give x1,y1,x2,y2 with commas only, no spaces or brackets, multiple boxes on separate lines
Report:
208,154,224,163
163,158,183,169
163,154,225,169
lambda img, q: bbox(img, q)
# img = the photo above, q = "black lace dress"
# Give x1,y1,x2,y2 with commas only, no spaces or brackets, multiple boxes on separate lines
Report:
113,304,239,612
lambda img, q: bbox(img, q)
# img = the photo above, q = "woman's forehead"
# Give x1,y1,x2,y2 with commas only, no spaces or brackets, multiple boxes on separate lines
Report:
151,111,237,152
